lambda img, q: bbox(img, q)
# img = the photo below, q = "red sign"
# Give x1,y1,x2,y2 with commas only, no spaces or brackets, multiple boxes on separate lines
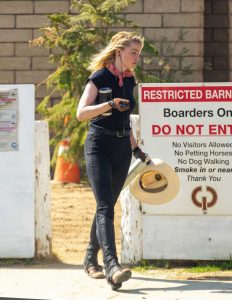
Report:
141,86,232,102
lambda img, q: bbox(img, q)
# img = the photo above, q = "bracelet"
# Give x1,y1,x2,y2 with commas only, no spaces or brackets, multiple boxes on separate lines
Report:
132,146,140,154
108,100,115,108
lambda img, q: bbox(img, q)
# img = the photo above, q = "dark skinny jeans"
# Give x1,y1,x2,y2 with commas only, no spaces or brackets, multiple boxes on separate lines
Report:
84,126,132,276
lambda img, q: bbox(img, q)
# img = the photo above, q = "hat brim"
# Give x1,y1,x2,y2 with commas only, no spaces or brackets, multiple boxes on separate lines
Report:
129,158,180,205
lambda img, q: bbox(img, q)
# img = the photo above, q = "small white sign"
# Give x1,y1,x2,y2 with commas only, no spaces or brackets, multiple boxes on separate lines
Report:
139,83,232,215
0,89,18,151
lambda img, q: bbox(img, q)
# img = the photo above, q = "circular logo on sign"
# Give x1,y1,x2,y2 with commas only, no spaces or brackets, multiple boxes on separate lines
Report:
192,186,217,214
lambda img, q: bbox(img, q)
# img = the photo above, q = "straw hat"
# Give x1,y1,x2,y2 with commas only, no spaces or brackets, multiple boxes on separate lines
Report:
129,158,180,205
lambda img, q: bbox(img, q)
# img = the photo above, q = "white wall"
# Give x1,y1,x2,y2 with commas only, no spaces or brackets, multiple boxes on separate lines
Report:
0,84,35,257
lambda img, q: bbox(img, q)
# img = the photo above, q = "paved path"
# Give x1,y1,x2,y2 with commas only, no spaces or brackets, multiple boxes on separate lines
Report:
0,264,232,300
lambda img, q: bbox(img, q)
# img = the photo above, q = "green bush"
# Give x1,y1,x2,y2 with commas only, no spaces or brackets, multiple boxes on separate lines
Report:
31,0,158,176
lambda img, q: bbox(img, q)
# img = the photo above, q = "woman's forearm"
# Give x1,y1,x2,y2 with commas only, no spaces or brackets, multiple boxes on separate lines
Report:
76,102,111,121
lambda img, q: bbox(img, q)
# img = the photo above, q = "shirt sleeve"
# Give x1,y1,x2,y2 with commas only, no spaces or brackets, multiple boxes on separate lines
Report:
132,76,137,88
86,70,105,90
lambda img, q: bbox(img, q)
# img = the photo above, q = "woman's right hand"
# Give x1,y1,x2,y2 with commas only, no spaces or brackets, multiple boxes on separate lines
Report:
113,98,130,112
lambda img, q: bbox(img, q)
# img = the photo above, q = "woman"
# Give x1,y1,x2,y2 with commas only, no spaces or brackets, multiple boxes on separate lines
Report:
76,31,146,290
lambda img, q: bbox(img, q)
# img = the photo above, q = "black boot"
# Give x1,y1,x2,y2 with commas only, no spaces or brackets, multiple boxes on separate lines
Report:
83,246,99,270
106,261,132,290
96,214,131,290
83,215,104,278
83,248,104,279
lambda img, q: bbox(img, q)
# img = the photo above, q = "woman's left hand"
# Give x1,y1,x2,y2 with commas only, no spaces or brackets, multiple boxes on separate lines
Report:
113,98,130,112
132,146,148,162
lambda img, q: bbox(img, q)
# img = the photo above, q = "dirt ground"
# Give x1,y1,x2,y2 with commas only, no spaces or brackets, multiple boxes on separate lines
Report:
51,182,232,281
51,181,121,265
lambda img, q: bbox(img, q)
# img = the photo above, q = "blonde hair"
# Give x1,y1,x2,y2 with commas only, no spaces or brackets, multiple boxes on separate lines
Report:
88,31,144,72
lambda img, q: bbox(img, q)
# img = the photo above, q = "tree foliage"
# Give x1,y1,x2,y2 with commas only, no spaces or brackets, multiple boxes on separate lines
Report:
31,0,158,171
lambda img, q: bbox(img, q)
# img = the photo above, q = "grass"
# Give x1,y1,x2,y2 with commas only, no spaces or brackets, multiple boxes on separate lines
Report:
186,260,232,273
132,259,232,273
132,259,170,272
0,254,60,267
186,266,221,273
0,258,41,266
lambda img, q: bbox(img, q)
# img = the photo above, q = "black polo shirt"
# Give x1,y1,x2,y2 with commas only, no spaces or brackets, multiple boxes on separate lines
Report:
87,67,136,131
